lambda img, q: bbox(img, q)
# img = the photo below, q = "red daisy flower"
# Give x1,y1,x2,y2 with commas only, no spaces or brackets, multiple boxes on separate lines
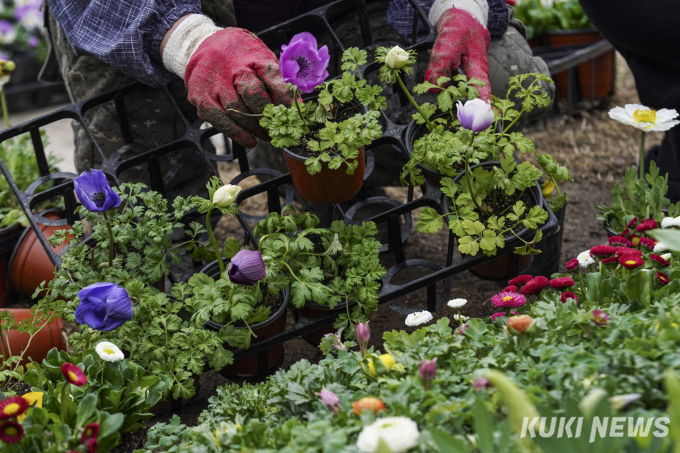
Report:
635,219,658,232
549,277,575,289
61,363,87,386
0,396,29,420
619,255,644,269
589,245,616,257
626,217,639,228
601,256,618,264
566,259,579,271
508,275,532,286
504,285,518,293
650,254,671,266
490,311,519,321
86,438,98,453
657,272,670,285
0,421,23,443
609,236,633,247
520,276,550,295
639,237,658,250
81,422,100,443
561,292,578,303
491,291,527,308
620,228,631,238
616,247,642,257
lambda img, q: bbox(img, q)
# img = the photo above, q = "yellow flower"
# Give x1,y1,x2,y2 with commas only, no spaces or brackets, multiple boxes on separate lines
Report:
16,392,43,422
541,181,555,198
368,354,396,377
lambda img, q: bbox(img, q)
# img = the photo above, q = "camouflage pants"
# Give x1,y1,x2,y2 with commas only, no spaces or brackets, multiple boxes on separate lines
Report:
41,2,552,188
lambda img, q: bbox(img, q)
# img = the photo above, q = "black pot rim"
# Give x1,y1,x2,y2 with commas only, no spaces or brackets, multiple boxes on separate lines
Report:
0,222,24,236
442,161,544,245
302,300,353,311
199,260,290,332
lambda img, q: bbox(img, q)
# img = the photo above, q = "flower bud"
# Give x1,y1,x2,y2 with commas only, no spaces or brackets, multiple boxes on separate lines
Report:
212,184,241,207
228,250,266,286
325,233,343,256
356,322,370,357
368,353,395,377
456,99,495,132
419,358,436,390
385,46,409,69
592,309,610,327
2,60,15,73
472,376,490,390
506,315,534,335
352,397,386,415
318,388,341,414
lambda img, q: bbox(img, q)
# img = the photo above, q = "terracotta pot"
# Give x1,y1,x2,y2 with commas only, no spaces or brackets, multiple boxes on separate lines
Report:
443,161,543,280
201,261,288,377
547,29,615,100
0,224,25,307
283,146,366,204
296,301,349,345
9,212,72,296
0,308,65,366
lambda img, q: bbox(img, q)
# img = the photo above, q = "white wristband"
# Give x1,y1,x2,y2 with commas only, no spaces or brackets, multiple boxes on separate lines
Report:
162,14,222,80
428,0,489,29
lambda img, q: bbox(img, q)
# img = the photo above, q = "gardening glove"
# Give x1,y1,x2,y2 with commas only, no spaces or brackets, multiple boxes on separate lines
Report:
426,1,492,100
162,15,293,148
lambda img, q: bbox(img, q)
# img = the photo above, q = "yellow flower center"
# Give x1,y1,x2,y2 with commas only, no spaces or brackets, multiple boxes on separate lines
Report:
632,237,641,245
633,108,656,123
4,426,18,435
3,403,20,415
103,348,116,355
502,296,514,302
68,371,79,382
625,260,637,265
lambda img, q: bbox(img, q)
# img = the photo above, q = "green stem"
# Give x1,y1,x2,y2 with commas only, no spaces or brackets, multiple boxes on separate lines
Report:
293,87,305,122
206,207,225,274
639,130,646,181
464,133,482,211
502,107,526,134
59,382,68,422
577,272,586,299
1,89,9,129
103,212,115,269
396,74,435,131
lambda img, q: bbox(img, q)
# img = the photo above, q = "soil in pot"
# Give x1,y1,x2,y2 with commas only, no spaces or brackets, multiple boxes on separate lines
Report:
0,224,25,307
0,308,66,366
9,212,72,297
201,262,288,378
284,102,367,204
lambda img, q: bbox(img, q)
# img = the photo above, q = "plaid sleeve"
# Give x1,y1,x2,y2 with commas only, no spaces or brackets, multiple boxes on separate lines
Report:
387,0,509,41
46,0,202,87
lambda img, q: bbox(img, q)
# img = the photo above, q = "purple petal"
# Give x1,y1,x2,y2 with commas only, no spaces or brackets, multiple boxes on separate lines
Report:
75,282,132,331
73,169,120,213
228,250,266,286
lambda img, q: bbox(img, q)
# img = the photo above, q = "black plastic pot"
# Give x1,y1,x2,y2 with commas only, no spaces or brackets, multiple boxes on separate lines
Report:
200,261,289,378
527,202,567,278
294,300,353,346
404,111,458,188
443,161,544,280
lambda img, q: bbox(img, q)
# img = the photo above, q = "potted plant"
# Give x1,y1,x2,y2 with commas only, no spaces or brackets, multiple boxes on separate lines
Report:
253,205,385,343
259,36,385,203
379,47,571,278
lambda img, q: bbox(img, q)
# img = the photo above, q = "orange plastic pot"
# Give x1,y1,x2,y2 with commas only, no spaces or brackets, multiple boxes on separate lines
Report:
283,146,365,204
0,224,25,307
547,30,615,100
0,308,66,366
9,212,72,296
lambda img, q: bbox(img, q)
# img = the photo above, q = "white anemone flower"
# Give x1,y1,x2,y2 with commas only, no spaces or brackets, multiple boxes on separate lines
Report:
447,298,467,308
405,311,433,327
654,242,669,253
95,341,124,362
453,314,470,322
356,417,420,453
609,104,680,132
662,216,680,228
577,250,595,268
661,253,672,261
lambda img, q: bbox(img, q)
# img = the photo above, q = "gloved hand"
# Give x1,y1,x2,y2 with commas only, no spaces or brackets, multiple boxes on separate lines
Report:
426,6,492,100
162,15,293,148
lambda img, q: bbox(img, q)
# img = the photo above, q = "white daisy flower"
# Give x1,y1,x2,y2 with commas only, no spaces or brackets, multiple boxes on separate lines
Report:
356,416,420,453
405,311,433,327
447,298,467,308
577,250,595,268
661,253,672,261
453,314,470,322
654,242,669,253
609,104,680,132
661,217,679,229
95,341,124,362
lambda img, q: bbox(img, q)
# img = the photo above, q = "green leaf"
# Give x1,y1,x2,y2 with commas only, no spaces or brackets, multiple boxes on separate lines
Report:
417,208,443,234
223,238,240,260
458,236,480,256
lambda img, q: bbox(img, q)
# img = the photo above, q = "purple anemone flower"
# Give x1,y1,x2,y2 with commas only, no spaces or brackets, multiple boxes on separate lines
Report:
0,20,16,45
228,250,266,286
279,32,329,93
456,99,495,132
27,36,39,47
74,169,121,213
75,283,133,331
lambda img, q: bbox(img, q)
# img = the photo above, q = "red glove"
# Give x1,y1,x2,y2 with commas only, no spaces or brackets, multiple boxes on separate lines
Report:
426,7,492,100
183,28,293,148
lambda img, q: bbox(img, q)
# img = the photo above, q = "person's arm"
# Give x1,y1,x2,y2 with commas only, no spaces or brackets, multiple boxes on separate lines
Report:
46,0,201,87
